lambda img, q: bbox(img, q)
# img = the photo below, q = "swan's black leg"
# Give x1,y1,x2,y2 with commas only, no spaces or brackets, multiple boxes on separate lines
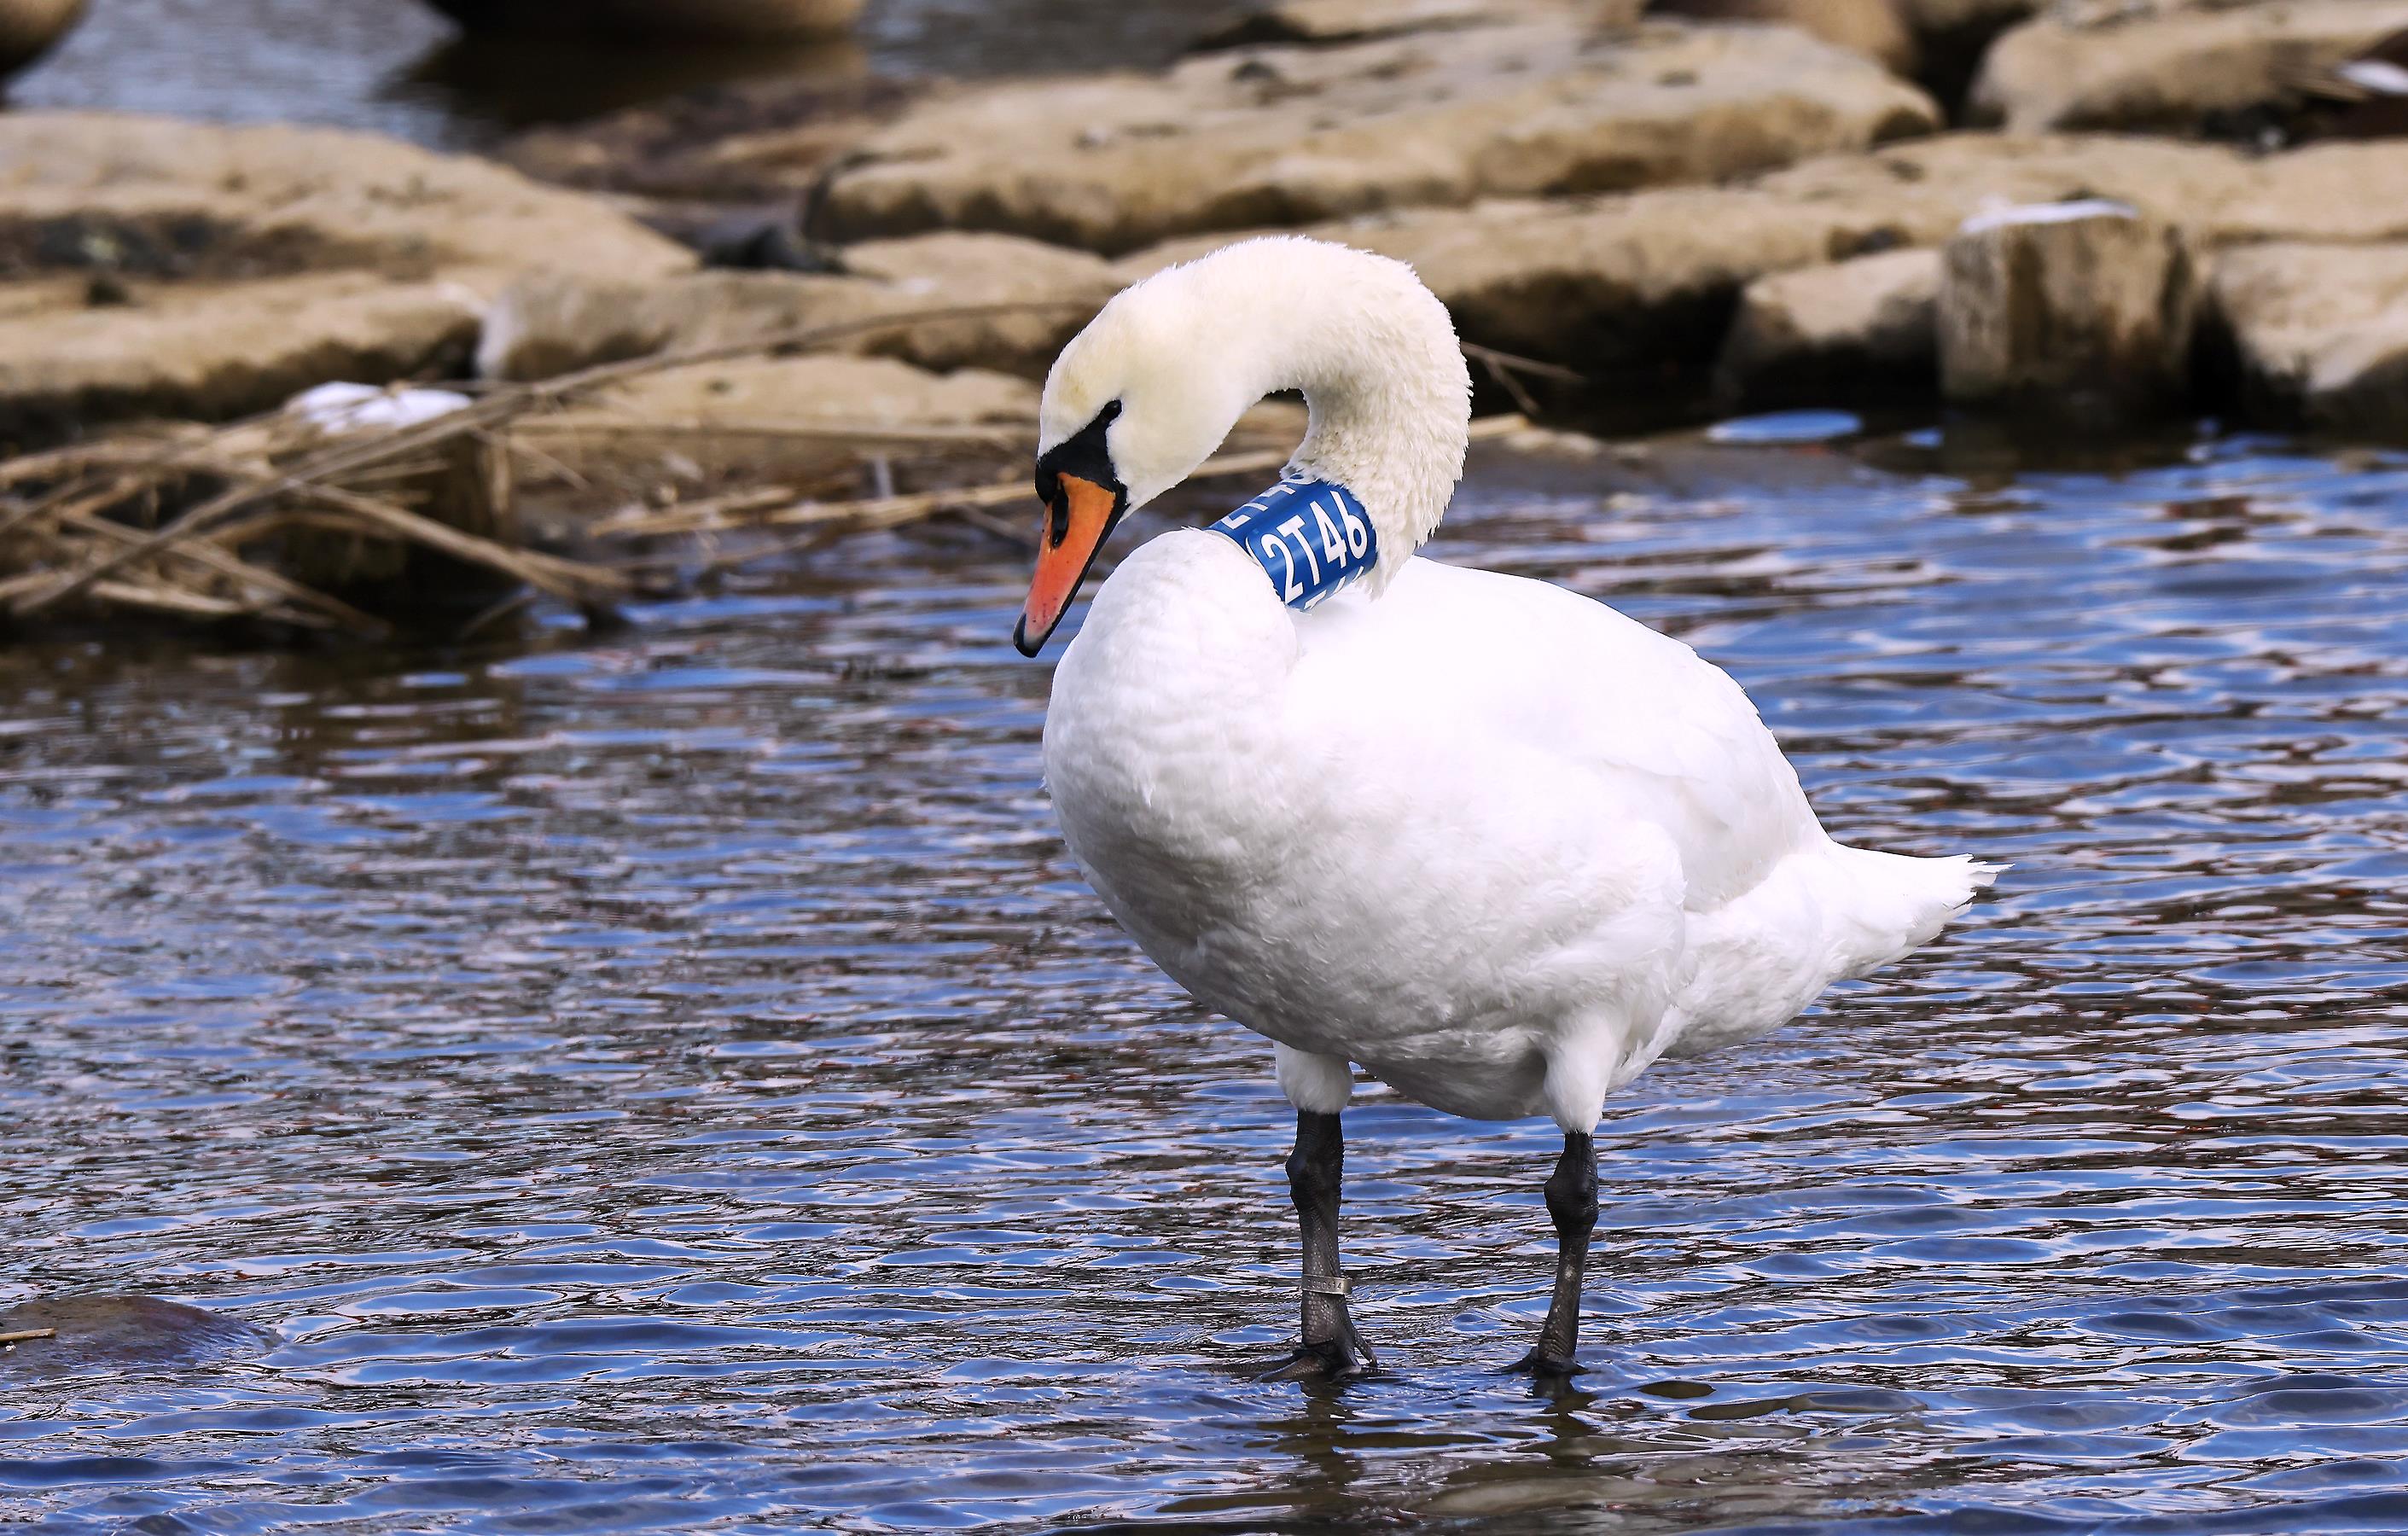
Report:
1261,1108,1376,1380
1512,1130,1597,1376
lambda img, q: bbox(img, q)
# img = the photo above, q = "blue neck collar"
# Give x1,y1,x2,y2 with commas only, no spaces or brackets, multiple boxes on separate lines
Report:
1206,478,1378,611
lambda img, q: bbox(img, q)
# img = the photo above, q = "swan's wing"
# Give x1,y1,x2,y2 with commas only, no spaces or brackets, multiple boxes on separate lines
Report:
1291,556,1825,912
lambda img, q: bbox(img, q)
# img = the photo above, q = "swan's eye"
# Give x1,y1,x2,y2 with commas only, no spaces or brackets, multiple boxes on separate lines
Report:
1032,399,1127,551
1035,467,1065,545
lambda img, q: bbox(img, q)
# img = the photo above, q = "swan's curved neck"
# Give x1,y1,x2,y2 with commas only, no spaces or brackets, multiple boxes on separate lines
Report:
1195,245,1471,596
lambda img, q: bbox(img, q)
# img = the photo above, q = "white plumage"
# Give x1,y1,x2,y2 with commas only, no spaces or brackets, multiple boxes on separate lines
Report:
1015,235,1997,1375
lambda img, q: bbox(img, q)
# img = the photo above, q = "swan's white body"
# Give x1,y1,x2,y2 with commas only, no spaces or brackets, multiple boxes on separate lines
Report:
1032,237,1995,1134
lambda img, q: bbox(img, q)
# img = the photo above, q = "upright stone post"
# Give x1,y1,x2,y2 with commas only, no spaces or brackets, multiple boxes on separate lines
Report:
1938,200,2197,418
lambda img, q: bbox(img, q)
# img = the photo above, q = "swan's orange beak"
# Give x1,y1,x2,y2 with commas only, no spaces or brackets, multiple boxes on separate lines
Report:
1015,471,1121,656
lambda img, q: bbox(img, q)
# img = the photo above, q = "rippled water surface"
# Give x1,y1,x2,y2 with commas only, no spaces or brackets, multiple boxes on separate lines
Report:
5,428,2408,1533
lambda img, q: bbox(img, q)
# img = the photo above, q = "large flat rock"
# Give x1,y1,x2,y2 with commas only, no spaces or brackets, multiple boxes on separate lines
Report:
0,113,695,439
481,231,1120,382
1969,0,2408,133
1652,0,1918,73
817,18,1939,254
520,353,1040,487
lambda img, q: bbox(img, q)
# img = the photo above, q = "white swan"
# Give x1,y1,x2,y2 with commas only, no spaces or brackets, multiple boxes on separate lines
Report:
1013,236,1998,1379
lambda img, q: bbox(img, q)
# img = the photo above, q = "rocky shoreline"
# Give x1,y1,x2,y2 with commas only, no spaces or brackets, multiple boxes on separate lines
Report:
3,0,2406,633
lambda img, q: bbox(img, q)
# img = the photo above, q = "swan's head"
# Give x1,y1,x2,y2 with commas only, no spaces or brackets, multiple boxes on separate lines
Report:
1013,236,1470,656
1015,276,1263,655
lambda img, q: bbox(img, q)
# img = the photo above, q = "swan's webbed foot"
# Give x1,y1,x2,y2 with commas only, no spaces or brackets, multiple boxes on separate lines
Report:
1504,1347,1582,1377
1259,1330,1378,1382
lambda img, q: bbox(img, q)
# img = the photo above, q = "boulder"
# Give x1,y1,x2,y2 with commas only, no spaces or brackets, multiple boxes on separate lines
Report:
1714,245,1940,406
1937,201,2196,412
0,113,694,442
1969,0,2408,134
1651,0,1917,73
817,19,1940,253
480,231,1120,382
0,0,82,75
2202,241,2408,433
417,0,861,38
1191,0,1624,49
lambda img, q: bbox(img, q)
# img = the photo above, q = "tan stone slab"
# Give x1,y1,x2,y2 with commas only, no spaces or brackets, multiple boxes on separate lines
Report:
818,19,1939,254
1970,0,2408,132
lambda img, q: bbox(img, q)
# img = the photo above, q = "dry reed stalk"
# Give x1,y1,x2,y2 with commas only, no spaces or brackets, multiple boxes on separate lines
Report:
9,300,1087,620
58,508,392,635
87,578,276,621
293,483,624,603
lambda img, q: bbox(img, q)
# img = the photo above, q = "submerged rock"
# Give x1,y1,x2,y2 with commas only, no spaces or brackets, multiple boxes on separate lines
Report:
2203,241,2408,433
0,113,693,441
1969,0,2408,134
1715,245,1940,407
1938,201,2196,414
0,0,82,75
817,19,1938,253
0,1295,268,1377
481,231,1120,382
418,0,861,38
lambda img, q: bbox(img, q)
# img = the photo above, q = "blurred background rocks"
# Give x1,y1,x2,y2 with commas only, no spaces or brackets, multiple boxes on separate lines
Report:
4,0,2408,634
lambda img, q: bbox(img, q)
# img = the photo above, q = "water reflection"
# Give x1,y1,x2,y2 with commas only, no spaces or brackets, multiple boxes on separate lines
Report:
8,0,1198,149
3,428,2408,1533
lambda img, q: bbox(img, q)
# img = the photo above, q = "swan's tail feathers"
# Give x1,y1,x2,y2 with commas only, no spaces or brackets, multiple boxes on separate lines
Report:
1826,845,2005,977
1655,843,2003,1062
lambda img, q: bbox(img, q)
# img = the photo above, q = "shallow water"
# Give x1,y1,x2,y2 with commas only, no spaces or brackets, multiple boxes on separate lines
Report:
7,0,1197,149
4,427,2408,1533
